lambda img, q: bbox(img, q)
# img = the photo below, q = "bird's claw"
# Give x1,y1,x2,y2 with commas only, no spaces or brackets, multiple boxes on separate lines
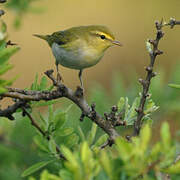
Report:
75,86,84,97
57,72,63,83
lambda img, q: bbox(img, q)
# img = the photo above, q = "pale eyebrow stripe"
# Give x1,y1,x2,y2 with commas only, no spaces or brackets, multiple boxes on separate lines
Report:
92,31,114,40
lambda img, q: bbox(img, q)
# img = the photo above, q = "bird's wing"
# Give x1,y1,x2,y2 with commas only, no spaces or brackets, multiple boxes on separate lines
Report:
48,30,78,47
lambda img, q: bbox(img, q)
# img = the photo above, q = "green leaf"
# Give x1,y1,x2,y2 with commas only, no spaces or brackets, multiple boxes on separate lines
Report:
48,105,54,123
94,134,108,147
87,123,97,145
117,97,125,112
124,97,139,125
0,63,13,75
1,20,7,33
116,137,133,161
59,169,73,180
124,97,130,119
65,133,79,148
161,122,171,147
139,124,151,153
21,160,54,177
55,127,74,137
40,170,61,180
61,146,78,167
0,86,7,94
48,138,57,154
144,99,159,115
169,83,180,89
81,142,92,162
38,112,48,130
0,46,20,65
54,112,66,131
32,99,59,107
28,177,36,180
33,135,49,152
31,73,38,90
0,40,7,50
100,151,113,179
39,76,47,90
78,126,85,142
163,161,180,174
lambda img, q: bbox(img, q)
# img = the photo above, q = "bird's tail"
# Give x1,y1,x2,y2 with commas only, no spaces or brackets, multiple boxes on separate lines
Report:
33,34,49,41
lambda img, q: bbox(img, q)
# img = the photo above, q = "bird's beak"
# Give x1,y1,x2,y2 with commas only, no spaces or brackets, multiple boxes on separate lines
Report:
111,40,123,46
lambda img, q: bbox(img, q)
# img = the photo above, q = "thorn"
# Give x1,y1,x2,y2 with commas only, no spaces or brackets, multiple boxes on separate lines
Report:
152,72,157,77
149,39,155,45
104,112,109,120
145,93,150,98
138,78,146,86
91,103,96,111
135,108,143,113
126,135,131,141
169,17,176,28
80,113,85,122
146,66,153,72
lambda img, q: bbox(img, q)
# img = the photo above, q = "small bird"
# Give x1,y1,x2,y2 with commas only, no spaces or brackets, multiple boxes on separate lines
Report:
34,25,122,90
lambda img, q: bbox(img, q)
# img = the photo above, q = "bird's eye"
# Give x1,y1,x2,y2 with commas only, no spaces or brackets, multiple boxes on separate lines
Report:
100,35,106,39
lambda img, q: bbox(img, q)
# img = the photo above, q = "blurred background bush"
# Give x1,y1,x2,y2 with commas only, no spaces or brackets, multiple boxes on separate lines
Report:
0,0,180,179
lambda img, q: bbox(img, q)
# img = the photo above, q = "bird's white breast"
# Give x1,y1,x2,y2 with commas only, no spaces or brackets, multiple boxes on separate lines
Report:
52,41,103,70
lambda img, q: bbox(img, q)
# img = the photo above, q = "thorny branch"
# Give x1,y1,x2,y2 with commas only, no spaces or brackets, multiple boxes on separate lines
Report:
133,18,180,136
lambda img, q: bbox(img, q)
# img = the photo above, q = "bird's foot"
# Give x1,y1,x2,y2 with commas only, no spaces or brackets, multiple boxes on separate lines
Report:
75,86,84,97
57,72,63,83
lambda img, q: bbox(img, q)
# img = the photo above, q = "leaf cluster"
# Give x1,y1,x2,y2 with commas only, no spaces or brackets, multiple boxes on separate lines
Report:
28,123,180,180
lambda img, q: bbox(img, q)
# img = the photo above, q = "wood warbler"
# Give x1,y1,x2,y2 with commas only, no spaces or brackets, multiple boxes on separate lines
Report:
34,25,122,89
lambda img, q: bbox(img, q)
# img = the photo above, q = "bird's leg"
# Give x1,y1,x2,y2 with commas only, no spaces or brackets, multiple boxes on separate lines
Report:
78,69,84,91
56,63,63,83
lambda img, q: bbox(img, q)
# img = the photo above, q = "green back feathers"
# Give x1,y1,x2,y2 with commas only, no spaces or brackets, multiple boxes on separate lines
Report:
34,25,115,47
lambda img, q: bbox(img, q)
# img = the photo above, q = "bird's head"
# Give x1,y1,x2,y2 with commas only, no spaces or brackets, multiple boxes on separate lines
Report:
74,25,122,52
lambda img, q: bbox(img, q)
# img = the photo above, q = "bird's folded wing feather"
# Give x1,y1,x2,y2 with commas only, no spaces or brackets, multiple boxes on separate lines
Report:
49,31,78,47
